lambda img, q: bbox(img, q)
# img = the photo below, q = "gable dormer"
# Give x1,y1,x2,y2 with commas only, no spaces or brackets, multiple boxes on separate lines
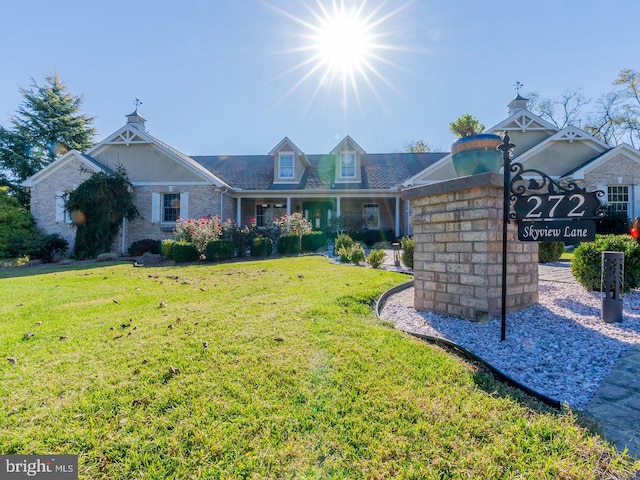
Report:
331,135,365,183
269,137,308,183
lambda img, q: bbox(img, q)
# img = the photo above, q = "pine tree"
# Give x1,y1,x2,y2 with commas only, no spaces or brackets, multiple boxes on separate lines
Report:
0,72,96,205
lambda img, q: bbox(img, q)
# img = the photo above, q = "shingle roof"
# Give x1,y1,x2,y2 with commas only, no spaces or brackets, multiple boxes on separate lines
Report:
191,152,447,191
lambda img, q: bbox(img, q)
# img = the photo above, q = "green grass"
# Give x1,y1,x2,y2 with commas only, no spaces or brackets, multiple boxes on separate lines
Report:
1,257,638,479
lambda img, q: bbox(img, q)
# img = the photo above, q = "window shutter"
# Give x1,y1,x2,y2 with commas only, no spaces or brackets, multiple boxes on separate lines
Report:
180,192,189,220
633,185,640,219
55,192,66,223
151,193,161,223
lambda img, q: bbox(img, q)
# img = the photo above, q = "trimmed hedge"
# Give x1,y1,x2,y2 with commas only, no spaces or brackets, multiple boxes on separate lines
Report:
251,237,273,257
172,241,198,263
277,234,300,255
301,231,327,252
538,241,564,263
571,234,640,291
161,239,175,260
350,229,396,246
7,232,68,262
129,239,161,256
205,240,235,262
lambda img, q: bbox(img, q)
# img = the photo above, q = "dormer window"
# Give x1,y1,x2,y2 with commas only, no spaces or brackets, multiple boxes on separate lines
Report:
278,153,295,180
340,152,356,178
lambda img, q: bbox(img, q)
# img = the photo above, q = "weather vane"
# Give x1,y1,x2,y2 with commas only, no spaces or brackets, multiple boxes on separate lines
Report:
133,98,143,109
514,81,523,94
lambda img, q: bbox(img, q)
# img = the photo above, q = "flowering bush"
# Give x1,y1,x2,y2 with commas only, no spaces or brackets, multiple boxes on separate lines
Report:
173,216,222,258
272,213,313,237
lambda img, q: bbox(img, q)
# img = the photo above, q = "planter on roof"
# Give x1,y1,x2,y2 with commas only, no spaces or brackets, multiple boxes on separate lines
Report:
451,133,502,177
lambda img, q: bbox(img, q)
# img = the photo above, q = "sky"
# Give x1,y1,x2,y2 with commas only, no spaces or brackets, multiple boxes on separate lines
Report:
1,0,639,156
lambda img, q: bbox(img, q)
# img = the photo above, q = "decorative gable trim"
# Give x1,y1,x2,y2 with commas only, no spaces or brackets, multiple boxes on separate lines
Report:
515,126,609,167
102,127,148,146
490,110,558,134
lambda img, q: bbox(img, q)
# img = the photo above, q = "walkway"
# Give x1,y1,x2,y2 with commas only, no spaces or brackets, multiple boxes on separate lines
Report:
535,263,640,459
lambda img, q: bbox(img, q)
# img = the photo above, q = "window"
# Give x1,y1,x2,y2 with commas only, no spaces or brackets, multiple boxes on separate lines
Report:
55,191,72,224
340,153,356,178
363,203,380,229
256,203,287,227
608,185,629,217
163,193,181,222
279,154,294,179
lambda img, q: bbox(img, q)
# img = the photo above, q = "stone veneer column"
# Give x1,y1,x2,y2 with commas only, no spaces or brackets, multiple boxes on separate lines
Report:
402,172,538,321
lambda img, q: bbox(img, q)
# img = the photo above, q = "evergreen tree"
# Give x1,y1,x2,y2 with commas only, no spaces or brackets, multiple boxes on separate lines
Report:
0,72,96,204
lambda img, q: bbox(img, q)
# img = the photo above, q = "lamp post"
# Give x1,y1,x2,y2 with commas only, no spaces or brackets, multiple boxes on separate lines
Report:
498,133,515,342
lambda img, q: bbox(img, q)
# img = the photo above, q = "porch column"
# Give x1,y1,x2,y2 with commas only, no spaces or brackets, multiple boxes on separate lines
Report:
336,196,341,217
286,197,291,215
236,197,242,225
395,197,400,238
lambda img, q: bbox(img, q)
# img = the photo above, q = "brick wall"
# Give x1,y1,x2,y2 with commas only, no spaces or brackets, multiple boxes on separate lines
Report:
402,172,538,321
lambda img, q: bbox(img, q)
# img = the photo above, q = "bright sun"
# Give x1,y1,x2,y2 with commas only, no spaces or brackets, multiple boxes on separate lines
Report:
310,4,375,79
263,0,412,109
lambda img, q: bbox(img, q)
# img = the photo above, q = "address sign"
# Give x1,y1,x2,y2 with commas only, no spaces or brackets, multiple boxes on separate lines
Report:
508,163,606,243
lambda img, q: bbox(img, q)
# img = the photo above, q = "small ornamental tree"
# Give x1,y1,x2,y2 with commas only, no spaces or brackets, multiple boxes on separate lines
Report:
66,166,138,259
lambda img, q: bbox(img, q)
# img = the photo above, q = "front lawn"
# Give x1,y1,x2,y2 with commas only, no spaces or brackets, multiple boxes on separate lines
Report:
0,257,637,478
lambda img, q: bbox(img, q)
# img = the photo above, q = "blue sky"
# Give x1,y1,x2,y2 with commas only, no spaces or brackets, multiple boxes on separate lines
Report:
1,0,638,156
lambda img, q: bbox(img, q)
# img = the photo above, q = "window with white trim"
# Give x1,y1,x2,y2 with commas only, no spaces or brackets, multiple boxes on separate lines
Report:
608,185,629,217
363,203,380,229
278,153,294,179
340,153,356,178
163,193,181,222
256,203,287,227
55,191,72,224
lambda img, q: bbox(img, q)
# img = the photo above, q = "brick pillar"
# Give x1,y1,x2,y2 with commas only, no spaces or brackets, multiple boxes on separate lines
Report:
402,172,538,321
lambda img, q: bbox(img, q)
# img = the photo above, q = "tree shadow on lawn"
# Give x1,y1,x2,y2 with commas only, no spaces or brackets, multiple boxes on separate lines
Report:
0,260,128,279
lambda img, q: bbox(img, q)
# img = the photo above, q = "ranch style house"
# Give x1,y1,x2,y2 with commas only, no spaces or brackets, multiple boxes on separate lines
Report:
23,94,640,254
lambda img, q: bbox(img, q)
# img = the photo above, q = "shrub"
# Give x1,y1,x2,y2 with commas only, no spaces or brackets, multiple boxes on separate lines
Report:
596,211,630,235
277,234,300,255
0,186,36,257
350,229,396,246
366,249,386,268
96,252,118,262
401,236,414,269
222,218,258,257
172,241,198,263
335,233,353,252
205,240,235,262
337,246,352,263
174,216,222,258
350,244,366,265
538,241,565,263
572,234,640,291
301,231,327,252
7,232,69,262
251,237,273,257
161,239,175,260
128,239,161,256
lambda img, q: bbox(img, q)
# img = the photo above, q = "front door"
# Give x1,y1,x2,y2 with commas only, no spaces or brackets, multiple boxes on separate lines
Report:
303,202,331,231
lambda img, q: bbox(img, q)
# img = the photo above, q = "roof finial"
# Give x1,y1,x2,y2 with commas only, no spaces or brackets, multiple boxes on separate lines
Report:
133,98,143,111
514,81,523,94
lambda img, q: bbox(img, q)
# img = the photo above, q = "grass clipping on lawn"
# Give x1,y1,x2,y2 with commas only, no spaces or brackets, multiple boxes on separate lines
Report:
0,256,638,479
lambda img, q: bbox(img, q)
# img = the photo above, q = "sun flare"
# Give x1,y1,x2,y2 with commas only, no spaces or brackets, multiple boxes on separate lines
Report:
264,0,413,111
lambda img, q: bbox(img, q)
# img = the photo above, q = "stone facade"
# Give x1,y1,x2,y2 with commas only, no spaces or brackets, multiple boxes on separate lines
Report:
402,173,538,321
585,153,640,190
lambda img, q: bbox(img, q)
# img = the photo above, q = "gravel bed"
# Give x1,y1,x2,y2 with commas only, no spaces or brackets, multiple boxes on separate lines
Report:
380,280,640,410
